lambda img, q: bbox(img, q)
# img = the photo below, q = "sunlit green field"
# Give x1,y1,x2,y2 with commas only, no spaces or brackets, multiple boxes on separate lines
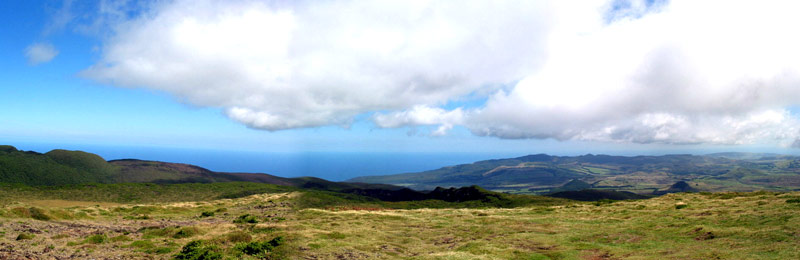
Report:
1,186,798,259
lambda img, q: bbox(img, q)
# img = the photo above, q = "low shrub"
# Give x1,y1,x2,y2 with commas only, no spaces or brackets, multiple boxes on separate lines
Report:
11,207,52,220
234,236,284,257
173,227,201,239
129,240,155,249
84,234,108,244
249,226,277,234
233,214,259,224
199,211,214,218
174,240,223,260
16,233,35,240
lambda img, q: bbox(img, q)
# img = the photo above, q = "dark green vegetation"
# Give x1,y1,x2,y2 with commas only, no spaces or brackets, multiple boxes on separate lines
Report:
350,153,800,194
548,189,651,201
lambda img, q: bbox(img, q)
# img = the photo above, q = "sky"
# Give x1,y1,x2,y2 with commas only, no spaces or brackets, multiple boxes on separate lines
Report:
2,0,800,165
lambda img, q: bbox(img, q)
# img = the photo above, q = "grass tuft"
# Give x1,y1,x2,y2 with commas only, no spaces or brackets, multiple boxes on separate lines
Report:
173,227,201,239
16,233,35,240
84,234,108,244
225,231,252,243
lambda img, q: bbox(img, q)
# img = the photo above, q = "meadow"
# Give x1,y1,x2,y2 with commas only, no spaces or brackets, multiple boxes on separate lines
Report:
1,183,798,259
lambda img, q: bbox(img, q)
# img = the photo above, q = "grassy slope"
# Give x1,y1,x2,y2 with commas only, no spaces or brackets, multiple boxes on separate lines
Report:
0,186,797,259
0,182,295,204
0,148,115,185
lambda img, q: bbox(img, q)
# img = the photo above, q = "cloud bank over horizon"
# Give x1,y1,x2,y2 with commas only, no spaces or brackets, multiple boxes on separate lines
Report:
78,0,800,147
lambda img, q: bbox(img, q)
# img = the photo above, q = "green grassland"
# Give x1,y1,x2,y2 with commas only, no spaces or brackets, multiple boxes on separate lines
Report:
1,183,798,259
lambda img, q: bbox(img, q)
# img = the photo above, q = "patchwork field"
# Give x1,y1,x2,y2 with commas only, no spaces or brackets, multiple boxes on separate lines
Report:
1,189,798,259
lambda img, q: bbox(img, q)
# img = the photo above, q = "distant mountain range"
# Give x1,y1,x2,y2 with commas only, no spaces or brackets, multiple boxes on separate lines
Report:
5,144,800,200
349,152,800,194
0,145,533,204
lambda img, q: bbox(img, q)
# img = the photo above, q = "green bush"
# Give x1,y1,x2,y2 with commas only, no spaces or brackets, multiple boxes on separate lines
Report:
786,198,800,204
199,211,214,218
233,214,259,224
174,240,223,260
675,204,689,209
173,227,201,239
234,236,284,257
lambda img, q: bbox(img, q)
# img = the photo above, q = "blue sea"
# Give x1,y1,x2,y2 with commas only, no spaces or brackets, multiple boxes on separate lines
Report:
9,143,524,181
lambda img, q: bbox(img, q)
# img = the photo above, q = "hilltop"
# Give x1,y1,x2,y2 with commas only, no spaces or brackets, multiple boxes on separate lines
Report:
0,145,394,189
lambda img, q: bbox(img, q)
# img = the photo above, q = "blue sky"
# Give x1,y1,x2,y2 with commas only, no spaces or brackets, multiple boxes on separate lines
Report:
2,0,800,163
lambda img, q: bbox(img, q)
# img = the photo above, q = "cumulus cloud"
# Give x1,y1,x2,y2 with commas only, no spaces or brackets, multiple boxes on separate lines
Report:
81,0,800,146
377,0,800,145
83,0,550,130
373,105,465,136
459,0,800,145
25,43,59,65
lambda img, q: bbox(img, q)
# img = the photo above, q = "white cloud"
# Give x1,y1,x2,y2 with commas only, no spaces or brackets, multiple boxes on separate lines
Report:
460,0,800,145
81,0,800,146
83,0,550,130
373,105,465,137
25,43,59,65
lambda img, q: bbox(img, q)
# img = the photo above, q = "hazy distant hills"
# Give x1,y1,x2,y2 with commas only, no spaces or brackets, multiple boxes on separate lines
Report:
6,144,800,198
0,145,550,205
349,153,800,194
